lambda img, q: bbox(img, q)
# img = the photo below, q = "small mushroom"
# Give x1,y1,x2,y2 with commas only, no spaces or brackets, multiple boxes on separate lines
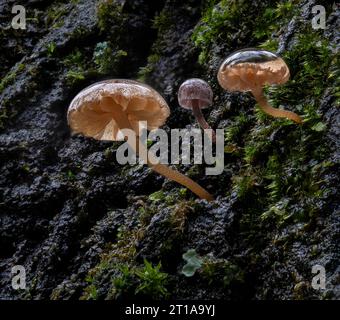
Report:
217,48,302,124
178,78,216,142
67,79,213,201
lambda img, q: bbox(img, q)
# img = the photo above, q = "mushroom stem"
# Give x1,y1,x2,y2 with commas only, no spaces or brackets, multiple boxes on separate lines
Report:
112,109,213,201
251,89,302,124
191,100,216,143
149,161,214,201
129,138,213,201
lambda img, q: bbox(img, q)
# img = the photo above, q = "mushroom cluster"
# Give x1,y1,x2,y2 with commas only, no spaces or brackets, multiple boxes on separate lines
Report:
217,48,302,124
67,79,213,201
67,48,300,202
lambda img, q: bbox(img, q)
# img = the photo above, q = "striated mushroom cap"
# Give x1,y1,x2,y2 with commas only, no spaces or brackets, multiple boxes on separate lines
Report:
178,78,213,110
67,79,170,141
217,48,290,92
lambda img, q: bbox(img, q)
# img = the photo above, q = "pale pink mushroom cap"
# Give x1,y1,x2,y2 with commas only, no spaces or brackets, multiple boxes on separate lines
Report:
217,49,290,92
67,79,170,141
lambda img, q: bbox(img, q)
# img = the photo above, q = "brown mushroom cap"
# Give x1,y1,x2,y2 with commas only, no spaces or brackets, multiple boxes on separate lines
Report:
178,78,213,110
67,79,170,141
217,48,290,92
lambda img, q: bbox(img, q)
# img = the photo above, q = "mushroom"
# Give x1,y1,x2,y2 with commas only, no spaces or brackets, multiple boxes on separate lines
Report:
178,78,216,142
217,48,302,124
67,79,213,201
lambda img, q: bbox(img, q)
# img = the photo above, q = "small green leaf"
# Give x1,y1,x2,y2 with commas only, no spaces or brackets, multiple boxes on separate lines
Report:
179,188,187,197
311,122,327,132
182,264,197,277
149,190,165,202
181,249,202,277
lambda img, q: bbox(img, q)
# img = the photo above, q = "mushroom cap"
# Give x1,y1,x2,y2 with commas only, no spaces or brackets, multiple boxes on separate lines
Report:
67,79,170,141
178,78,213,110
217,48,290,92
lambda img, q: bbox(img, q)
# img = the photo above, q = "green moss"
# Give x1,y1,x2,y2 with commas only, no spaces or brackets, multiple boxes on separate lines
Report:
0,64,25,128
253,1,297,44
152,10,172,31
93,41,127,74
232,174,261,203
45,42,57,56
109,260,169,299
62,49,93,85
97,0,124,32
111,264,136,298
192,0,235,63
0,63,25,94
72,26,91,38
135,260,169,299
244,141,270,164
224,114,252,144
222,0,337,226
268,34,335,112
81,275,98,300
83,209,149,298
137,54,160,82
46,3,68,29
201,256,244,287
65,70,85,85
148,190,166,202
167,201,194,233
81,259,113,300
192,0,271,64
63,49,84,68
62,48,93,86
0,64,27,129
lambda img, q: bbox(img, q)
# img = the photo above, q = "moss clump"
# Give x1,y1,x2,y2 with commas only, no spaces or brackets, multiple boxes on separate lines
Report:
201,256,244,287
265,33,336,113
167,200,194,233
83,259,169,300
234,28,336,227
134,260,169,299
137,54,160,82
192,0,271,64
253,1,297,44
0,63,26,129
45,42,57,57
65,70,85,85
97,0,125,33
93,41,127,74
224,113,253,144
62,49,89,86
0,63,25,95
148,190,166,202
232,174,261,204
45,3,69,29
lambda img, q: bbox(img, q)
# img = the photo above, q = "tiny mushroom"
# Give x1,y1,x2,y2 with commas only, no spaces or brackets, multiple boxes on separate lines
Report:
67,79,213,201
178,78,216,142
217,48,302,124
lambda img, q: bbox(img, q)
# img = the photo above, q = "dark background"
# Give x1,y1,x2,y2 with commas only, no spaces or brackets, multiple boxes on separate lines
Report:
0,0,339,300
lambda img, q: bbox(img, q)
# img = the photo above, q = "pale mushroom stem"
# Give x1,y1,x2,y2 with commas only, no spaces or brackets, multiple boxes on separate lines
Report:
114,109,213,201
147,157,214,201
128,138,213,201
191,100,216,143
251,89,302,124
